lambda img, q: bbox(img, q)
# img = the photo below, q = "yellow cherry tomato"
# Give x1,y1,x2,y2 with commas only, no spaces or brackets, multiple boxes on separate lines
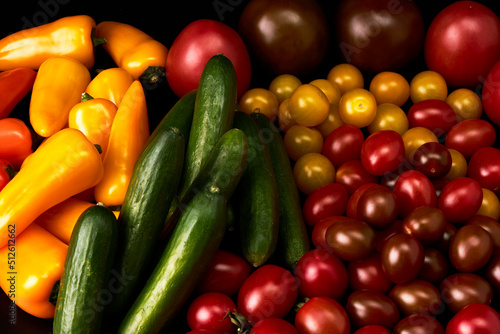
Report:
310,78,342,105
410,70,448,103
293,152,335,195
269,74,302,104
338,88,377,128
443,148,467,181
369,71,410,106
401,126,439,162
239,87,279,120
283,125,324,161
314,103,345,138
446,88,483,122
327,63,364,94
368,103,409,135
278,98,297,132
475,188,500,220
288,84,330,127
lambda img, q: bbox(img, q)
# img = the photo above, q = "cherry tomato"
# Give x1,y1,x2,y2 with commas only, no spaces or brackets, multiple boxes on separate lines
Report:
284,125,324,162
347,252,394,294
196,249,251,296
311,216,349,250
278,98,297,132
442,148,467,181
346,289,400,330
449,224,493,273
309,79,342,106
407,99,457,138
325,218,376,262
293,248,348,301
0,159,14,192
482,59,500,126
374,219,403,253
322,124,365,169
186,292,237,334
412,142,452,180
380,233,424,284
367,103,409,135
466,215,500,250
409,71,448,103
402,206,446,246
393,170,437,219
369,71,410,107
288,84,330,127
354,325,391,334
237,264,298,325
425,1,500,88
446,88,483,122
239,88,279,120
293,153,336,195
313,103,345,138
186,330,220,334
393,314,444,334
446,303,500,334
356,184,398,230
388,279,442,316
327,63,364,95
468,147,500,195
302,182,349,227
238,0,329,76
438,177,483,223
439,273,493,314
295,296,350,334
361,130,405,176
417,248,449,285
338,88,378,128
0,117,33,169
485,251,500,293
251,318,298,334
269,74,302,104
346,183,379,219
444,119,496,159
476,189,500,221
335,160,379,196
401,127,439,162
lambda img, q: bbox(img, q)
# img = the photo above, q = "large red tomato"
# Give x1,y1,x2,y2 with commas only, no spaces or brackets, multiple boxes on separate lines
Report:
425,1,500,88
165,19,251,99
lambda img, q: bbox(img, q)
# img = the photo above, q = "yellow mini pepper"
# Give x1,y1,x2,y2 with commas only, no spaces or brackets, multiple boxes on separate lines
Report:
85,67,134,107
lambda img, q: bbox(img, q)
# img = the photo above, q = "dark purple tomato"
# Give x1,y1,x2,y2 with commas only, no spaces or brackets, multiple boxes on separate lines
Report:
407,99,457,138
449,224,493,273
393,170,437,219
412,142,452,180
388,279,442,317
402,206,447,246
417,248,449,286
356,184,398,230
374,219,403,253
444,119,496,159
347,252,394,294
325,218,376,262
437,177,483,223
311,216,349,250
439,272,493,314
346,289,401,330
466,215,500,250
485,250,500,293
446,303,500,334
322,124,365,169
380,233,424,284
346,183,379,219
360,130,405,176
393,314,444,334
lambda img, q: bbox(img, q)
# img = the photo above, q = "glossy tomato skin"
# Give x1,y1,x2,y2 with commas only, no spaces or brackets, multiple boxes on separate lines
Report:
485,251,500,293
407,99,457,138
250,318,298,334
186,292,237,334
417,248,449,286
335,160,379,196
437,177,483,223
449,224,493,273
238,0,329,76
393,170,437,219
322,124,364,169
353,325,391,334
393,314,444,334
388,279,442,316
468,147,500,195
483,59,500,126
425,1,500,88
356,184,398,230
196,249,251,296
311,216,349,249
237,264,298,325
347,252,394,294
165,19,251,99
295,296,350,334
346,290,400,330
402,206,447,246
361,130,405,176
439,273,493,314
446,303,500,334
444,119,496,159
380,233,424,284
325,218,376,262
302,182,349,227
412,142,452,180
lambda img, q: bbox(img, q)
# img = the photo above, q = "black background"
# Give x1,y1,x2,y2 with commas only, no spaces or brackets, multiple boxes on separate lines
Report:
1,0,499,333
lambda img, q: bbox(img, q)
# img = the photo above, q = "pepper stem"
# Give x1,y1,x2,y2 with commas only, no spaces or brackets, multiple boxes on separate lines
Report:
139,66,166,89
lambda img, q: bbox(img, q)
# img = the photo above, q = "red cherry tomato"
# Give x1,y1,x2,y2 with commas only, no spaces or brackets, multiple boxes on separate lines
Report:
196,249,251,296
250,318,298,334
407,99,457,137
356,184,398,230
468,147,500,196
483,59,500,126
393,170,437,219
293,248,348,301
346,183,379,219
444,119,496,160
424,1,500,88
439,272,493,314
347,252,394,294
353,325,391,334
295,296,350,334
165,19,251,99
302,183,349,227
0,117,33,169
446,303,500,334
335,160,379,196
437,177,483,223
186,330,220,334
360,130,405,176
237,264,298,325
311,216,350,250
393,314,444,334
380,233,424,284
186,292,237,334
322,124,364,169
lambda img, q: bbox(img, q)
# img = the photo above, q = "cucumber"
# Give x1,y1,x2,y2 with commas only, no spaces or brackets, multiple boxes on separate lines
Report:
118,189,227,334
178,54,237,197
232,111,280,267
108,127,185,315
251,113,310,268
53,204,118,334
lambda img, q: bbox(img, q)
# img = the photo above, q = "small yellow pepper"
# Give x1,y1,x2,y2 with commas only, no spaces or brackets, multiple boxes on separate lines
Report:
85,67,134,107
0,128,104,248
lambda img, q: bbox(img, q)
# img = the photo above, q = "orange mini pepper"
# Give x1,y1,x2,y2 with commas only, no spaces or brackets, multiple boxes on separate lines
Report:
0,128,103,248
85,67,134,107
96,21,168,86
29,56,91,137
0,223,68,319
94,80,150,206
0,15,104,71
0,67,37,119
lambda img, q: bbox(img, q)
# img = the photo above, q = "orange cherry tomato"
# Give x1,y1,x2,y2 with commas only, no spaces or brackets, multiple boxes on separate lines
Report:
288,84,330,127
369,71,410,107
293,152,335,195
401,126,439,162
338,88,377,128
269,74,302,104
368,103,409,135
476,188,500,220
277,98,297,132
327,63,364,94
443,148,467,181
314,103,345,138
410,70,448,103
310,78,342,105
283,124,324,161
446,88,483,122
239,87,279,120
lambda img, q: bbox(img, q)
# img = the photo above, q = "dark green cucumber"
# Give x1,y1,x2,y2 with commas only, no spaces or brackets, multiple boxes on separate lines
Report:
251,112,310,268
108,127,185,315
118,189,227,334
53,205,118,334
178,54,237,198
232,111,280,267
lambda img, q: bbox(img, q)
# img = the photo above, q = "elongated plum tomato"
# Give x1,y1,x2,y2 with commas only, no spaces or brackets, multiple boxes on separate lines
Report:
322,124,364,169
360,130,405,176
437,177,482,223
302,182,348,226
407,99,457,138
467,147,500,195
446,303,500,334
295,297,350,334
165,19,251,99
393,170,437,219
444,119,496,159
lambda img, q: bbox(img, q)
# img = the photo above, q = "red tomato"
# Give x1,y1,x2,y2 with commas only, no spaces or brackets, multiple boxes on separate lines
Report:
250,318,298,334
237,264,298,325
360,130,405,176
335,160,379,196
346,183,379,219
186,292,237,334
165,19,251,99
295,296,350,334
407,99,457,138
483,59,500,126
446,303,500,334
302,183,349,226
0,117,33,169
322,124,364,169
347,252,394,294
293,248,348,301
196,249,251,296
311,216,350,250
393,170,437,218
353,325,391,334
424,1,500,88
468,147,500,196
444,119,496,159
437,177,483,223
346,290,400,330
0,159,13,192
186,330,220,334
